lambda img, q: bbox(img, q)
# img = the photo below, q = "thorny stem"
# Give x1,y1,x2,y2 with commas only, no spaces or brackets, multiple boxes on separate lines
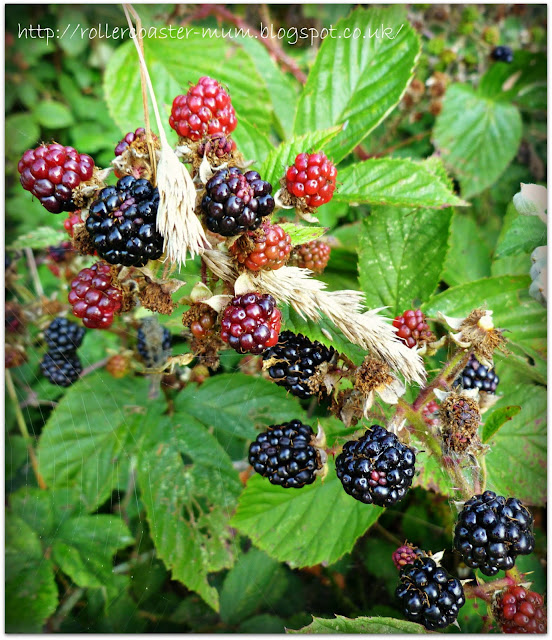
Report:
464,577,514,603
80,356,110,378
184,4,308,84
6,369,47,489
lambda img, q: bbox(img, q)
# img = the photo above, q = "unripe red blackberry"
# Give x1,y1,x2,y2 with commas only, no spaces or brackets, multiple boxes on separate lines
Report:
189,306,218,339
197,133,236,158
454,491,535,576
18,143,94,213
422,399,440,428
68,262,122,329
169,76,237,141
106,354,130,379
392,543,423,571
248,420,323,488
285,152,337,208
396,556,465,630
64,211,83,237
230,221,292,271
44,317,85,354
453,354,500,394
494,585,547,634
221,293,281,355
40,351,82,387
393,309,434,349
201,167,274,237
85,176,163,267
291,240,331,273
262,330,336,399
336,425,416,506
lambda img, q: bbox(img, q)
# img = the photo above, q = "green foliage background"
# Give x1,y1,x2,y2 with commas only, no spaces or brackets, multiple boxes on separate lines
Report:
5,4,546,634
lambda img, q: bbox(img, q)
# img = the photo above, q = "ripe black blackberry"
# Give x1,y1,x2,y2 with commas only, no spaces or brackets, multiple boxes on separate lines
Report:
492,46,514,63
248,420,322,489
335,425,416,506
40,351,82,387
454,490,535,576
201,167,274,237
44,317,85,354
85,176,164,267
262,331,336,399
396,556,465,630
453,354,499,394
137,322,172,368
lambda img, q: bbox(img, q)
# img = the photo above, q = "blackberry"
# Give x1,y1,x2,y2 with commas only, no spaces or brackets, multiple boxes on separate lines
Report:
453,354,499,394
189,306,218,339
285,152,337,208
494,585,547,634
85,176,164,267
197,133,236,158
220,292,281,355
248,420,322,488
396,556,465,630
106,354,130,379
169,76,237,141
18,143,94,213
262,330,336,399
454,490,535,576
114,127,150,156
335,425,416,506
230,221,292,271
64,211,83,237
40,351,82,387
5,301,25,334
201,167,274,237
393,310,434,349
137,320,172,368
291,239,331,274
68,262,123,329
393,543,423,571
492,45,514,63
44,317,85,354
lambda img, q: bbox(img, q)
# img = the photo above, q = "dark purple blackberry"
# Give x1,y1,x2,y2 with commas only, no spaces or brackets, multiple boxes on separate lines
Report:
262,331,336,399
201,167,274,237
137,321,172,368
85,176,163,267
396,556,465,630
248,420,322,489
44,317,85,354
453,354,499,393
335,425,416,506
40,351,82,387
454,490,535,576
492,46,514,63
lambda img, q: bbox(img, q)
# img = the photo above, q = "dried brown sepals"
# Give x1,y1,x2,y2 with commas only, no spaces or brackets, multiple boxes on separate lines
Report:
439,391,481,454
71,224,96,256
458,308,507,361
139,282,175,315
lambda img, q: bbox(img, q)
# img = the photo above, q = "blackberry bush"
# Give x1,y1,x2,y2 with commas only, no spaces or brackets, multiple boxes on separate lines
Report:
85,176,164,267
248,420,323,488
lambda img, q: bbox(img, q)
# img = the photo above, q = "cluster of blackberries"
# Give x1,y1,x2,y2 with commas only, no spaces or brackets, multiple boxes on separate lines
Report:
40,317,85,387
453,354,500,394
262,331,335,399
85,176,164,267
396,556,466,630
454,490,534,576
248,420,322,489
335,425,416,506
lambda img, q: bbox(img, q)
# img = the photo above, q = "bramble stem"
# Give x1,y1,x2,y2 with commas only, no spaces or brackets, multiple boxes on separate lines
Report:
24,248,44,298
6,369,47,489
464,576,513,602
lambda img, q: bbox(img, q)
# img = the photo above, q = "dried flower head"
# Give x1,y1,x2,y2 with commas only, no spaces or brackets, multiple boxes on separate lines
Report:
439,390,481,455
354,357,406,414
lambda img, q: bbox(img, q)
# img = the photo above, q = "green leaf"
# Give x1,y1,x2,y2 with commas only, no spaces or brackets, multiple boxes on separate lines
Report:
280,305,367,366
433,85,522,198
293,6,420,163
239,614,286,633
289,614,428,634
442,213,492,287
358,206,453,315
260,127,341,188
103,35,272,136
482,406,522,443
220,549,288,625
6,434,28,481
422,275,546,359
231,460,382,568
137,414,242,611
34,100,75,128
37,374,156,511
232,115,274,167
6,113,40,155
6,516,58,633
494,215,546,258
9,226,65,251
279,223,327,246
335,158,466,208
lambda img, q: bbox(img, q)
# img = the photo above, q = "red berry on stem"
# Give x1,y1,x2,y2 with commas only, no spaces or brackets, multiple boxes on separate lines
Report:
393,309,434,349
221,293,281,354
285,151,337,208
